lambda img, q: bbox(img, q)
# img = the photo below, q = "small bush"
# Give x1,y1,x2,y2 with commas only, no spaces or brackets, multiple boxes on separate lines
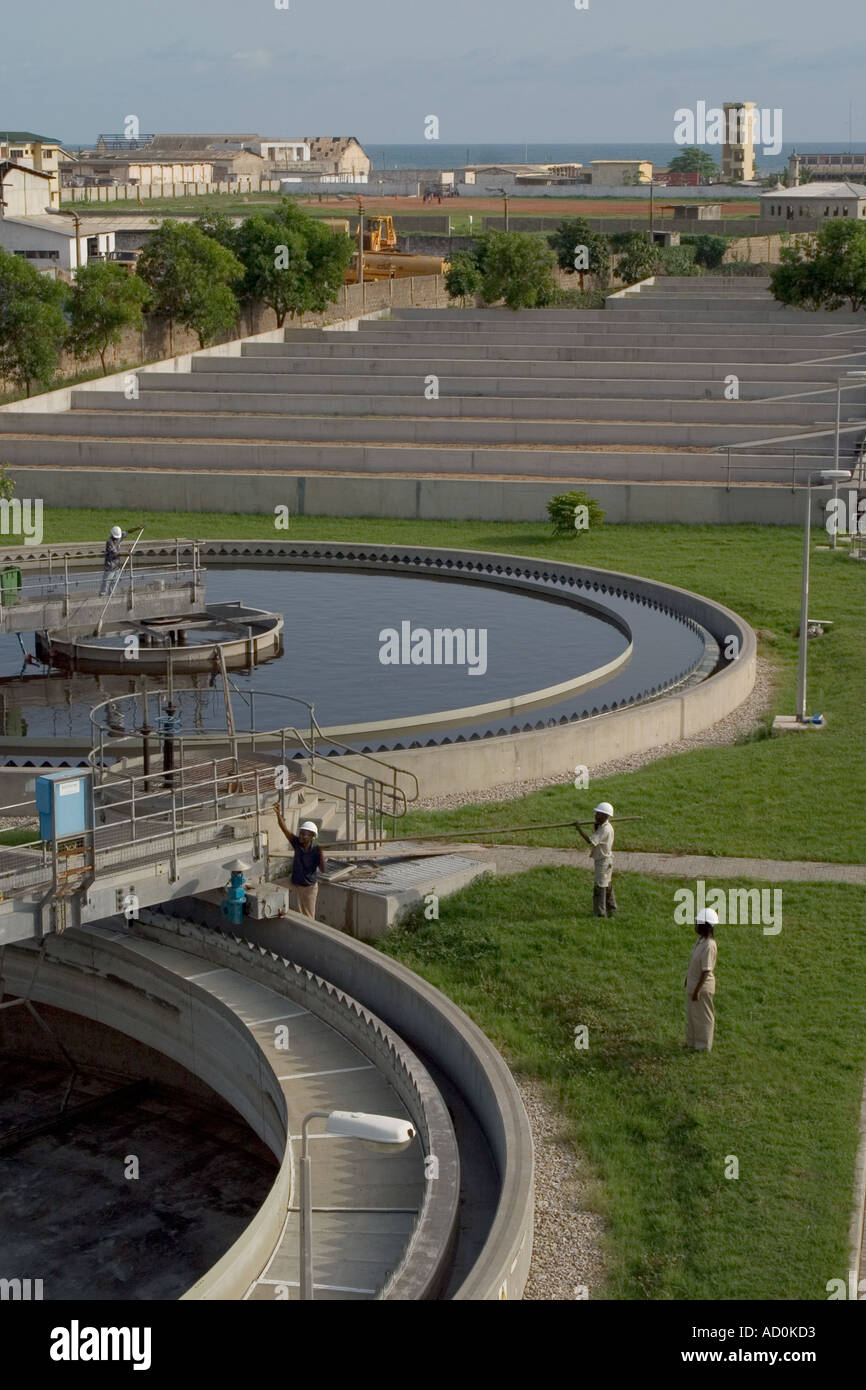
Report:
547,490,606,537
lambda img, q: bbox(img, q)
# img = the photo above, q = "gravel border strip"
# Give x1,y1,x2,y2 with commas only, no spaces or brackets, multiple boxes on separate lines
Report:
413,654,776,813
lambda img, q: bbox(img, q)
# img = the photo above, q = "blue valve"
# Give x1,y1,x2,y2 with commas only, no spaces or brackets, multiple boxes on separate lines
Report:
221,859,249,926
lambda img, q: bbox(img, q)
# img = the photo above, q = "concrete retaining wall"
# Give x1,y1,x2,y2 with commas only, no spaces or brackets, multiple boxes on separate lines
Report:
6,465,810,522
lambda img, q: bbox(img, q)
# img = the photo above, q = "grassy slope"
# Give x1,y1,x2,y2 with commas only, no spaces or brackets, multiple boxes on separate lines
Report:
381,871,866,1299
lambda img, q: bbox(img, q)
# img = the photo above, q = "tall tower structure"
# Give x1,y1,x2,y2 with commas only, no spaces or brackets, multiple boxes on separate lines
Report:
722,102,756,182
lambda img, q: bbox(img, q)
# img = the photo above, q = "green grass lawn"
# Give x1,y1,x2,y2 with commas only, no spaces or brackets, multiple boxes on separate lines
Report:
0,828,39,845
31,510,865,864
380,870,866,1299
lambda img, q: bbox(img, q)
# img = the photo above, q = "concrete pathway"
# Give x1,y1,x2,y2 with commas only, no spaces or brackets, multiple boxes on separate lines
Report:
392,841,866,886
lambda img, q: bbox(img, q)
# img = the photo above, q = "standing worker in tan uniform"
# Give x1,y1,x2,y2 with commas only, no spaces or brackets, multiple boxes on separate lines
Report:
685,908,718,1051
576,802,616,917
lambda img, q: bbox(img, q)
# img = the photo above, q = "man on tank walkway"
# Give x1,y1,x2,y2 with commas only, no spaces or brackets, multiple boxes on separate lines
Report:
273,807,326,918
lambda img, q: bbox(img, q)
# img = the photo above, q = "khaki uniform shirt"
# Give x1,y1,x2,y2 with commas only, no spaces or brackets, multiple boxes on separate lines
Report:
588,820,614,862
686,936,717,995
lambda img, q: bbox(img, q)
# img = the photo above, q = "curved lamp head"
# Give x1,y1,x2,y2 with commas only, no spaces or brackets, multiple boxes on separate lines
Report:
325,1110,416,1153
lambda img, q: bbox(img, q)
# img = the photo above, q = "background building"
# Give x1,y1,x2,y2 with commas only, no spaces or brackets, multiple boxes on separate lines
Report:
760,180,866,224
589,159,653,185
0,132,63,206
722,102,756,182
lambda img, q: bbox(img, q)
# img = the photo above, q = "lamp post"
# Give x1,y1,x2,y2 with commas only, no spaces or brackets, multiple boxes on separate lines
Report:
299,1109,416,1300
831,371,866,548
797,468,851,723
491,187,510,232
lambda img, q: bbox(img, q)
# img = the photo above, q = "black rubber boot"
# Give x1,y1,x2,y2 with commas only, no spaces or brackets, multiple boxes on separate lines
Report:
593,886,607,918
606,884,618,916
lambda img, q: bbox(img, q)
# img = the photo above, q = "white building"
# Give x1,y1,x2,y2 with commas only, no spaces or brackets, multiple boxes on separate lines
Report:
760,181,866,225
0,163,114,270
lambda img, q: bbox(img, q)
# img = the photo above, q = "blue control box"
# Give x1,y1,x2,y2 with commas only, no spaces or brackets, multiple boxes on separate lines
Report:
35,770,93,841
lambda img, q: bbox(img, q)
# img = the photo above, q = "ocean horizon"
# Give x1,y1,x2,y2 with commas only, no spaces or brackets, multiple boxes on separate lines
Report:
368,141,866,175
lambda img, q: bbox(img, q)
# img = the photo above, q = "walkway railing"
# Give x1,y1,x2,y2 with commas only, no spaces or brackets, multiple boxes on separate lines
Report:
88,682,419,851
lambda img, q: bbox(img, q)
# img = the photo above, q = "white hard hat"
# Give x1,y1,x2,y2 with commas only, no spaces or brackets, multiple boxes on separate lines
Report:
110,525,123,539
594,802,614,817
299,821,318,835
697,908,719,926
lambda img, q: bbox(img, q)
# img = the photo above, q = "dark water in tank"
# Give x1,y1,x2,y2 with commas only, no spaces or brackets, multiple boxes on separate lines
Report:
0,566,704,743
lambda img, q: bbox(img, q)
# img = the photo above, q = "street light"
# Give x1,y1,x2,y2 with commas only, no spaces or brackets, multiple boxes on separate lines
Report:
831,371,866,549
490,187,510,232
299,1109,416,1300
796,468,852,723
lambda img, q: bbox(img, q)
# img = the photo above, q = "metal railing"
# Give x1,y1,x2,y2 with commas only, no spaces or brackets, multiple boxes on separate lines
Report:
0,756,267,899
0,539,205,624
88,683,419,851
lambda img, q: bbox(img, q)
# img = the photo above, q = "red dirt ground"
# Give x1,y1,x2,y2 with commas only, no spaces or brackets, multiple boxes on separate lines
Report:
302,195,760,219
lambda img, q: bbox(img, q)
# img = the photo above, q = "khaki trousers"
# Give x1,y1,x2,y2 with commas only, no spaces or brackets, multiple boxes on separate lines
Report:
686,988,715,1051
593,856,613,888
291,882,319,918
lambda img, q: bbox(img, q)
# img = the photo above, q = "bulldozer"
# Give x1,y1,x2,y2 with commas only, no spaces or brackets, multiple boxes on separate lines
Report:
345,212,449,283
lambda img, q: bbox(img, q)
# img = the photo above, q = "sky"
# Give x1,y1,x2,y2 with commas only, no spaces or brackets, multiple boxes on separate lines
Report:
2,0,865,146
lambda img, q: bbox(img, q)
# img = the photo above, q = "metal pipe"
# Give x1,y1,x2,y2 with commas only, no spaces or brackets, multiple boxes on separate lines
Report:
796,476,812,723
385,816,644,843
831,382,842,549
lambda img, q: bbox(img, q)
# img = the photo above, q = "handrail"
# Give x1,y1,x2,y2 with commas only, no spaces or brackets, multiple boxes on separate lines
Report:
88,686,420,817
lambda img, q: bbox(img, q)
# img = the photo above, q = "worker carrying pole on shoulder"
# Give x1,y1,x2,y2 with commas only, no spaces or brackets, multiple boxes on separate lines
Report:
575,802,617,918
99,524,128,596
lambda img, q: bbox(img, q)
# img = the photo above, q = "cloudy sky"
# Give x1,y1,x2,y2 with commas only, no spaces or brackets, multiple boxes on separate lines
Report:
3,0,863,145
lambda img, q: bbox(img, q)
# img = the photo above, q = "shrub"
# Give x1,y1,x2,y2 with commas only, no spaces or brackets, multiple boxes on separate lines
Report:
547,490,606,537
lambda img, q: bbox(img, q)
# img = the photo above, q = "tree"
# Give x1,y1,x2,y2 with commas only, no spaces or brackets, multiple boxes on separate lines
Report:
228,202,353,327
770,219,866,312
614,234,661,285
668,148,719,182
682,233,729,269
445,251,483,305
194,207,238,249
548,218,610,285
0,248,69,396
67,261,150,374
475,231,557,309
658,244,701,276
137,221,243,351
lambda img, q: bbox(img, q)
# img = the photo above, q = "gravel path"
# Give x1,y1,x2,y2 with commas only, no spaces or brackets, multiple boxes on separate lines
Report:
413,654,777,812
518,1076,607,1300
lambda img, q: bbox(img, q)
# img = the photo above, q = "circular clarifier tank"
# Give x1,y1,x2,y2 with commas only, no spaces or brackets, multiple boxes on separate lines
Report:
0,559,709,746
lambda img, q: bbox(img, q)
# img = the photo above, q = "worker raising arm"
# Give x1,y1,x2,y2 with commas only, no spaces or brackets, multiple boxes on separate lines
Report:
272,805,326,919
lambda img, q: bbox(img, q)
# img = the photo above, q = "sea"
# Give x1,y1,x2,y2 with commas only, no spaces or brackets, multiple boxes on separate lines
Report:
368,142,866,177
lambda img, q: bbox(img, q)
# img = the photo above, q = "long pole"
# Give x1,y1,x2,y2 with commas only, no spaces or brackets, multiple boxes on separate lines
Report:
796,476,812,723
94,527,144,634
370,816,643,845
831,381,842,550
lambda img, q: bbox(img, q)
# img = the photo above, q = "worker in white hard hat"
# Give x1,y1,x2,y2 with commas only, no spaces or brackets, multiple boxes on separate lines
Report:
272,807,326,918
99,524,129,595
685,908,719,1051
575,802,616,918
